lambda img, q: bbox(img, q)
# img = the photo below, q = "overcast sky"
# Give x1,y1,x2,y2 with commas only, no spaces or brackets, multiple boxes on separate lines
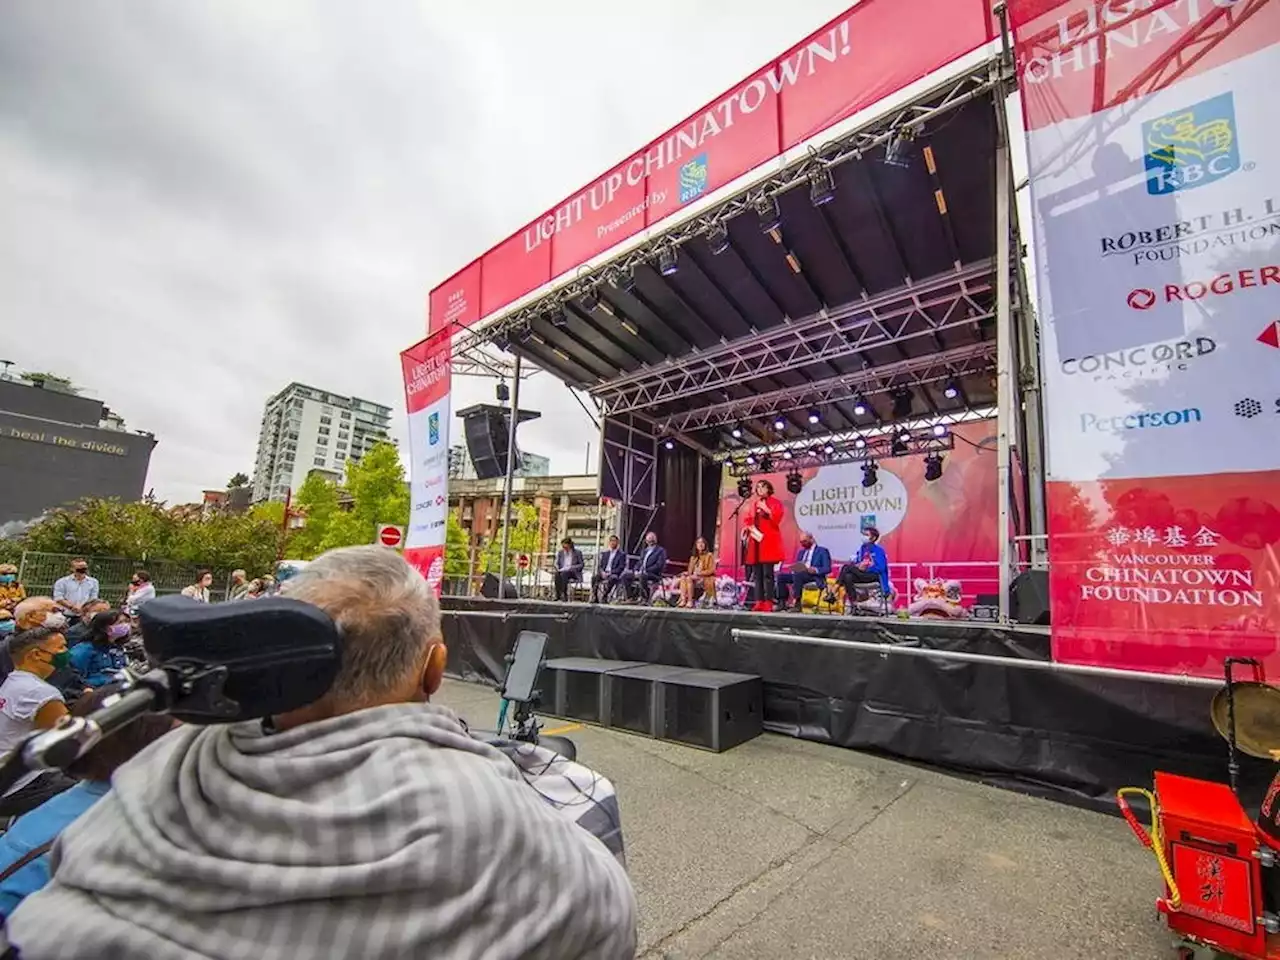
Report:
0,0,857,503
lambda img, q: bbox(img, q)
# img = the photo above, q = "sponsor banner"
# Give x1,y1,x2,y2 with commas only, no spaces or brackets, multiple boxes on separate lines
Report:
400,331,453,592
714,421,999,593
427,0,994,333
427,259,482,335
1013,0,1280,674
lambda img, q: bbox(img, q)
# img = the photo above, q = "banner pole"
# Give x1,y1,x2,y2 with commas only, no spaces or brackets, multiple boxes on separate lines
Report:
995,135,1015,623
497,353,522,599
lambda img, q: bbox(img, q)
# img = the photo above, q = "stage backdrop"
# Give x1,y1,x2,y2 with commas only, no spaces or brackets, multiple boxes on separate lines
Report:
1013,0,1280,675
714,421,999,597
400,328,453,593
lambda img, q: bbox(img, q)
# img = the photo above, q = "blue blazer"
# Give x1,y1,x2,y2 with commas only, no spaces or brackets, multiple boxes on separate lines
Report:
597,549,627,577
637,545,668,577
854,542,891,593
792,545,832,578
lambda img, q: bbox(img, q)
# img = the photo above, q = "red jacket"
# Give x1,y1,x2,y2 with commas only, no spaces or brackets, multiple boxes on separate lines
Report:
744,495,785,565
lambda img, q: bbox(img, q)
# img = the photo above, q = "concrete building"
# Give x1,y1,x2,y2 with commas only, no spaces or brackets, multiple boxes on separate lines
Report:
447,443,550,481
0,372,156,527
452,473,617,569
251,382,392,503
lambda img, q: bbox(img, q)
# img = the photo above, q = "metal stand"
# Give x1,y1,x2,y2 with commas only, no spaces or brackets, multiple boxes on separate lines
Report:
497,354,522,599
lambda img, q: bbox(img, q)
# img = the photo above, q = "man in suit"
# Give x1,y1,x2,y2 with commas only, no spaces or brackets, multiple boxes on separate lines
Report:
775,531,832,610
592,535,628,604
552,538,585,602
623,532,667,603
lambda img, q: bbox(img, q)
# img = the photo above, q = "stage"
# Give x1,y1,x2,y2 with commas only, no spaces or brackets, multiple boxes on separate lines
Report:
440,596,1265,813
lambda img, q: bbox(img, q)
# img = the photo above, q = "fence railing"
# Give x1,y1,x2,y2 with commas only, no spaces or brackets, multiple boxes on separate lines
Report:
16,552,236,605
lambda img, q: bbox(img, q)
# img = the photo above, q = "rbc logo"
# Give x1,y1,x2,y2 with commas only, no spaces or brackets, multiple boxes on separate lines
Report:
679,153,708,204
427,412,439,446
1143,92,1240,195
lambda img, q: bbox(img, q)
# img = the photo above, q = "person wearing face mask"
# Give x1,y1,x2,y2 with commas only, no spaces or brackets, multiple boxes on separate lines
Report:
0,627,76,817
180,569,214,603
0,611,14,638
67,610,130,689
624,531,668,603
124,570,156,617
0,566,25,614
12,598,66,634
52,560,98,622
62,599,110,647
837,527,892,608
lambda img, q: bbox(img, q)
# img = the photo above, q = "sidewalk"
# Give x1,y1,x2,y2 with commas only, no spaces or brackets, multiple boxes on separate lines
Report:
438,678,1172,959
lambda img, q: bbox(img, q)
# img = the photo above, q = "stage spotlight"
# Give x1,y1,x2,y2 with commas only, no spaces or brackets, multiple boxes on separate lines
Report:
786,471,803,495
755,195,782,234
579,287,601,312
663,438,675,451
731,425,743,439
782,449,793,460
932,424,948,437
759,455,774,473
883,131,913,168
854,437,866,449
513,324,534,344
892,389,913,418
657,246,679,276
617,266,637,293
924,453,944,482
551,306,570,328
823,443,835,455
891,434,909,457
773,417,786,432
737,477,753,498
943,380,959,400
707,222,730,256
809,167,836,206
862,461,878,488
807,408,821,425
853,396,868,416
494,331,511,352
746,454,757,466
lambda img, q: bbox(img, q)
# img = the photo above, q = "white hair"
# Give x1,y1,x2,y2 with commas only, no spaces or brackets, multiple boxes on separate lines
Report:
285,546,440,702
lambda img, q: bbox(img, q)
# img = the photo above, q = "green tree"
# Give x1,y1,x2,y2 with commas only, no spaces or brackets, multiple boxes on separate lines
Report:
20,498,180,558
319,443,409,552
482,502,541,577
288,472,341,559
227,472,250,489
170,511,279,576
444,510,470,578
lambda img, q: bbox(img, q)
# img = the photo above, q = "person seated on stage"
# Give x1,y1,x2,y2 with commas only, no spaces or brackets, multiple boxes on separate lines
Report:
623,531,667,603
775,532,832,610
676,537,716,608
838,527,891,604
552,538,584,602
592,535,627,603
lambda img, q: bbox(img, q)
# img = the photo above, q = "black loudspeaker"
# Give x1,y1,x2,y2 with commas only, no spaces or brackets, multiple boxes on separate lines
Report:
1010,570,1050,625
464,409,518,480
481,572,517,600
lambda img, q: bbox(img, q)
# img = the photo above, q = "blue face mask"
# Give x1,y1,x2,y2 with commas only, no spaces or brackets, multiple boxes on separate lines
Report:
0,620,14,635
0,575,14,584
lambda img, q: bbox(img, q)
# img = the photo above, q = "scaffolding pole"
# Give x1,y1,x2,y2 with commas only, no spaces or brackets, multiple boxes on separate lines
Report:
497,353,522,599
995,138,1015,622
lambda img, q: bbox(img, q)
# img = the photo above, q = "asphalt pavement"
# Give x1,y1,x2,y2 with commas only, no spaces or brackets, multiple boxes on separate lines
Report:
437,678,1175,960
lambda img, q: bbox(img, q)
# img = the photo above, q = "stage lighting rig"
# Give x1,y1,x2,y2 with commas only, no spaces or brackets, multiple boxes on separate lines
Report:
807,408,821,425
773,417,786,432
755,195,782,236
657,246,679,276
579,286,601,312
854,437,866,449
737,477,752,498
730,425,743,439
494,331,511,352
924,453,944,481
663,438,675,451
853,397,868,416
932,424,948,437
786,471,803,495
891,432,910,457
707,222,730,256
861,461,878,488
513,324,534,345
551,306,570,328
943,380,959,400
617,266,637,293
809,166,836,206
823,443,835,455
781,449,793,460
891,388,914,418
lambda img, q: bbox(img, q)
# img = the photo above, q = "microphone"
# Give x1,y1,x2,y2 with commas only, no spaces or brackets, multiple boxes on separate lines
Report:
0,595,342,796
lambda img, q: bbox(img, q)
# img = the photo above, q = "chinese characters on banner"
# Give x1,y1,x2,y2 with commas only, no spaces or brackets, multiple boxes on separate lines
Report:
1012,0,1280,674
400,328,454,593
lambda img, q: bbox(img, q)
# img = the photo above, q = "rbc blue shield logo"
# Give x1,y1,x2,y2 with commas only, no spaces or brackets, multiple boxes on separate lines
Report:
679,153,708,204
427,411,439,446
1143,92,1240,195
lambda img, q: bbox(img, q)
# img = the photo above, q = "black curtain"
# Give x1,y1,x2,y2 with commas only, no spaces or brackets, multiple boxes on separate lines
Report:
653,446,719,559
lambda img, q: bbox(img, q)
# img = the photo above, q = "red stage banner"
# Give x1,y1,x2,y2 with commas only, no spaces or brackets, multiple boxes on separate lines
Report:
426,0,994,334
1013,0,1280,675
713,422,1000,601
400,328,454,592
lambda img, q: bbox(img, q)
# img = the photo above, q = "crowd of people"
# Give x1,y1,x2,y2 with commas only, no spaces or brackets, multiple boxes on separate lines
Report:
550,480,893,614
0,548,639,957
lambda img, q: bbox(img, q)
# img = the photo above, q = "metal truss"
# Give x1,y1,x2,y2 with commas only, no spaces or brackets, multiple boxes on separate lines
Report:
714,406,997,465
594,261,993,415
451,348,541,381
726,432,956,477
448,60,1000,363
658,340,995,434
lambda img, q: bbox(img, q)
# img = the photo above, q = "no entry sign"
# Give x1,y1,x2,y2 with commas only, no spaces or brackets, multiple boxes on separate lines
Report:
517,554,530,569
376,523,405,548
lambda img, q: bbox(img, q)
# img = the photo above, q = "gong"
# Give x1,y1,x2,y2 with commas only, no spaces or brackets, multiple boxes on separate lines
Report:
1211,682,1280,760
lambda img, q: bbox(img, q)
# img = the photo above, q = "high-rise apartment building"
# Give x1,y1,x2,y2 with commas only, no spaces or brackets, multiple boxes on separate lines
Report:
251,383,392,503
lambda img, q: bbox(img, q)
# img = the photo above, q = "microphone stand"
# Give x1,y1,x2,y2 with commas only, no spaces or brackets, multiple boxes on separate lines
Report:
728,496,748,607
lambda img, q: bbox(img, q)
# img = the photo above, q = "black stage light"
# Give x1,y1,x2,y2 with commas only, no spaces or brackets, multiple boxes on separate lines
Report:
924,453,944,482
707,222,730,256
809,167,836,206
861,461,878,488
746,454,757,466
807,408,821,425
854,436,866,450
551,307,570,329
773,417,786,432
580,287,601,312
891,434,909,457
759,455,774,473
658,246,679,276
495,382,510,403
782,449,793,460
932,424,948,437
663,438,675,451
756,195,782,234
737,477,752,498
494,331,511,352
786,471,803,495
617,267,637,293
943,380,959,400
823,443,834,455
853,397,868,416
731,425,743,439
892,389,913,419
513,324,534,344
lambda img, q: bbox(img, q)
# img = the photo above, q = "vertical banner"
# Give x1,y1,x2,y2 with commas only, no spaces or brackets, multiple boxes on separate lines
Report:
1013,0,1280,675
401,329,453,592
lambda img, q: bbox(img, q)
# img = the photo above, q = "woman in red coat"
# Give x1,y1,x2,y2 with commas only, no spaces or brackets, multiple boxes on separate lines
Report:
743,479,785,612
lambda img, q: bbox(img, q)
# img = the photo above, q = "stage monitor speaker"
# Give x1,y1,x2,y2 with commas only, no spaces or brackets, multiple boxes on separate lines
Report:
1010,570,1050,625
481,572,517,600
972,594,1000,623
464,409,518,481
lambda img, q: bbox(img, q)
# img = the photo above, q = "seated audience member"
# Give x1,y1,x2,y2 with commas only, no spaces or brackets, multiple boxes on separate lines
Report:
623,531,668,603
0,686,173,917
592,536,627,603
124,570,156,616
677,537,716,608
67,610,129,688
776,532,832,610
0,627,75,818
228,569,250,601
63,599,110,646
552,538,584,603
7,545,637,959
0,565,26,613
838,527,891,602
180,569,214,603
0,610,14,639
12,598,64,634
